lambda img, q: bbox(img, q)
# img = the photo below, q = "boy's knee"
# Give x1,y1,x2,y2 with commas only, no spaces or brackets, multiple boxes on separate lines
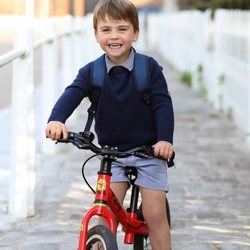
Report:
143,205,167,226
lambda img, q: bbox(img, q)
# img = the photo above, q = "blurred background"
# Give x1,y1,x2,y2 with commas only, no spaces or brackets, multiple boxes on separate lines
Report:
0,0,249,230
0,0,250,249
1,0,249,16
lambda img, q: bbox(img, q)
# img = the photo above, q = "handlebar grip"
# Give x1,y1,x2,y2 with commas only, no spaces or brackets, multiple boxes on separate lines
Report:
56,131,74,143
167,151,175,168
67,131,75,140
133,146,175,167
151,148,175,168
56,138,69,143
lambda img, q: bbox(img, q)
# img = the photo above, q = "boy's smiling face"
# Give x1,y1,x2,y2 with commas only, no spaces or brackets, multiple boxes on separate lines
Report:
95,15,139,64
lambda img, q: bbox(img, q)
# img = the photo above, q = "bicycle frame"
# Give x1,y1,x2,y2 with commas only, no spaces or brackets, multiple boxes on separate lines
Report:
78,155,149,250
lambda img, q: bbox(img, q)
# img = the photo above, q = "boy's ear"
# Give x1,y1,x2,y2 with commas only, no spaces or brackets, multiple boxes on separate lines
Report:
94,30,100,43
133,29,140,42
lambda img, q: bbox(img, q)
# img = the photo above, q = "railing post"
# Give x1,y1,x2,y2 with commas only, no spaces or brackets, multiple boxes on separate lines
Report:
41,21,59,155
74,17,85,71
9,28,36,218
72,17,89,121
61,15,75,91
213,11,222,110
83,14,102,62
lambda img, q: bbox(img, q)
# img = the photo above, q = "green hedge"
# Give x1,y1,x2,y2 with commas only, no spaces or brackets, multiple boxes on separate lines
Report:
179,0,250,10
210,0,250,10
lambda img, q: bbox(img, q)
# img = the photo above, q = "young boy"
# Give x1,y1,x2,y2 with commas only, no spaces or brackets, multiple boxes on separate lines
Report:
45,0,174,249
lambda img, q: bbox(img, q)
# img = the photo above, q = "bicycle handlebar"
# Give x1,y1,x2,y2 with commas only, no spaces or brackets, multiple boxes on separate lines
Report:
56,131,175,167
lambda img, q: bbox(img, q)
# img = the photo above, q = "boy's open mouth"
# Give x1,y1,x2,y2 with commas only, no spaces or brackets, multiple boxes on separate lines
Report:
109,43,122,49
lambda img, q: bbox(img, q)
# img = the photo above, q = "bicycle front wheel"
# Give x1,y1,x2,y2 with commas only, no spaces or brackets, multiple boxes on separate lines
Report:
86,225,118,250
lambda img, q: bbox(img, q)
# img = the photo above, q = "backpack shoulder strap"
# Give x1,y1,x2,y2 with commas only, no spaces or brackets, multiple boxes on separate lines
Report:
84,55,105,132
133,53,152,105
92,54,106,89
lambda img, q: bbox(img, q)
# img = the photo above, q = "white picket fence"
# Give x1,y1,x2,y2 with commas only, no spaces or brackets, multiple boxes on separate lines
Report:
0,14,102,218
147,9,250,140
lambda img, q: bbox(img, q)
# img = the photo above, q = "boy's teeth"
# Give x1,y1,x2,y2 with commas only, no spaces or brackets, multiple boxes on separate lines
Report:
109,44,121,48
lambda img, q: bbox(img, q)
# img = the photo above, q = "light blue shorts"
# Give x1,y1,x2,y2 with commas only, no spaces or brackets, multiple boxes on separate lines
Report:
111,156,169,192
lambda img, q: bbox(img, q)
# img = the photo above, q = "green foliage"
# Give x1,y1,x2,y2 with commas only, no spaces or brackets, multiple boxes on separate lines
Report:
210,0,250,10
210,0,250,18
181,71,192,87
192,0,211,11
178,0,250,11
218,74,225,85
217,73,225,110
196,64,208,100
218,93,223,110
197,64,203,74
226,106,234,120
178,0,250,19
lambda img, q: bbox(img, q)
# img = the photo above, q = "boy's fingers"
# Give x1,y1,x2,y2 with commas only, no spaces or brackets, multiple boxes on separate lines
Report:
167,149,174,161
62,127,68,139
55,128,63,140
45,121,68,140
153,141,174,160
45,126,51,138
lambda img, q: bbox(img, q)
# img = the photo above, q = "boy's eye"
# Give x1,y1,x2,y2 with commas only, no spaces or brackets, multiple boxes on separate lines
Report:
101,28,110,32
118,26,129,32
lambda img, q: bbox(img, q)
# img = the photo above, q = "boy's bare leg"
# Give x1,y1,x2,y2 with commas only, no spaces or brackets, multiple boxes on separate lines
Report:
140,187,172,250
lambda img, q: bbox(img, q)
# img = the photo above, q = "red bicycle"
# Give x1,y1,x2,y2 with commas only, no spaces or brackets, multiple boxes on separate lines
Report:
57,131,174,250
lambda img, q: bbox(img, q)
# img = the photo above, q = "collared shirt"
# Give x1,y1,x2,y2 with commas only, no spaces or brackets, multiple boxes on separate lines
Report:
105,48,134,73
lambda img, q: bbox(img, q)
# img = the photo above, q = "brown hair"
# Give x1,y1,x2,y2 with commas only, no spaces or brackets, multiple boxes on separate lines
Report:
93,0,139,32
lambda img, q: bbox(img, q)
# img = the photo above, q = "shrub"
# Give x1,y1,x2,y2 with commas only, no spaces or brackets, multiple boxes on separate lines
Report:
181,71,192,87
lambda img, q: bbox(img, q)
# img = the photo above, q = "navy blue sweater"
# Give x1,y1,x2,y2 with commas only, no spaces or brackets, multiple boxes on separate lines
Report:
48,54,174,150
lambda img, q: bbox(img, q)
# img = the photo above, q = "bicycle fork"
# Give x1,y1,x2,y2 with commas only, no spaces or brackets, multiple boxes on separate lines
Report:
78,158,116,250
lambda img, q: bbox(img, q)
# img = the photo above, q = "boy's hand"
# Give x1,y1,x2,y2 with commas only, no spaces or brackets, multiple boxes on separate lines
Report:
45,121,68,140
153,141,174,161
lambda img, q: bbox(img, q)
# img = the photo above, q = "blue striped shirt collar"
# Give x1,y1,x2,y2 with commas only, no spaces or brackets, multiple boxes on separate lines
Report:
105,48,134,73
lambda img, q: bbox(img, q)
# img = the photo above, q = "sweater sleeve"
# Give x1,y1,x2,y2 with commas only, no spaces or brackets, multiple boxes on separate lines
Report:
149,57,174,144
48,63,92,123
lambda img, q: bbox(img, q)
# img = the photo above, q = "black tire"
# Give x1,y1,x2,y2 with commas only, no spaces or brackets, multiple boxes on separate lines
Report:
86,225,118,250
133,197,171,250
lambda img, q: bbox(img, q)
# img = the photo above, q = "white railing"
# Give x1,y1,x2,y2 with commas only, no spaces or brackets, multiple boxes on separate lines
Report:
147,9,250,141
0,14,102,219
0,13,147,220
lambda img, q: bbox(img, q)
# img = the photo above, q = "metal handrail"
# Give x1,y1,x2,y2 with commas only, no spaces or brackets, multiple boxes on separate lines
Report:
33,37,54,50
0,48,27,68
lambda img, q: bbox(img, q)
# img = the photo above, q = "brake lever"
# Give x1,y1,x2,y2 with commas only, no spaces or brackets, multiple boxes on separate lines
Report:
73,141,90,149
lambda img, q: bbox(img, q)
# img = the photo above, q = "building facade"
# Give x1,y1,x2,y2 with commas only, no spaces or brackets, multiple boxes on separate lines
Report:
0,0,166,16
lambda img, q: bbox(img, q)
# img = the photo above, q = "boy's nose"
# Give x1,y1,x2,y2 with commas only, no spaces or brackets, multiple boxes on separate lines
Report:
110,31,118,39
